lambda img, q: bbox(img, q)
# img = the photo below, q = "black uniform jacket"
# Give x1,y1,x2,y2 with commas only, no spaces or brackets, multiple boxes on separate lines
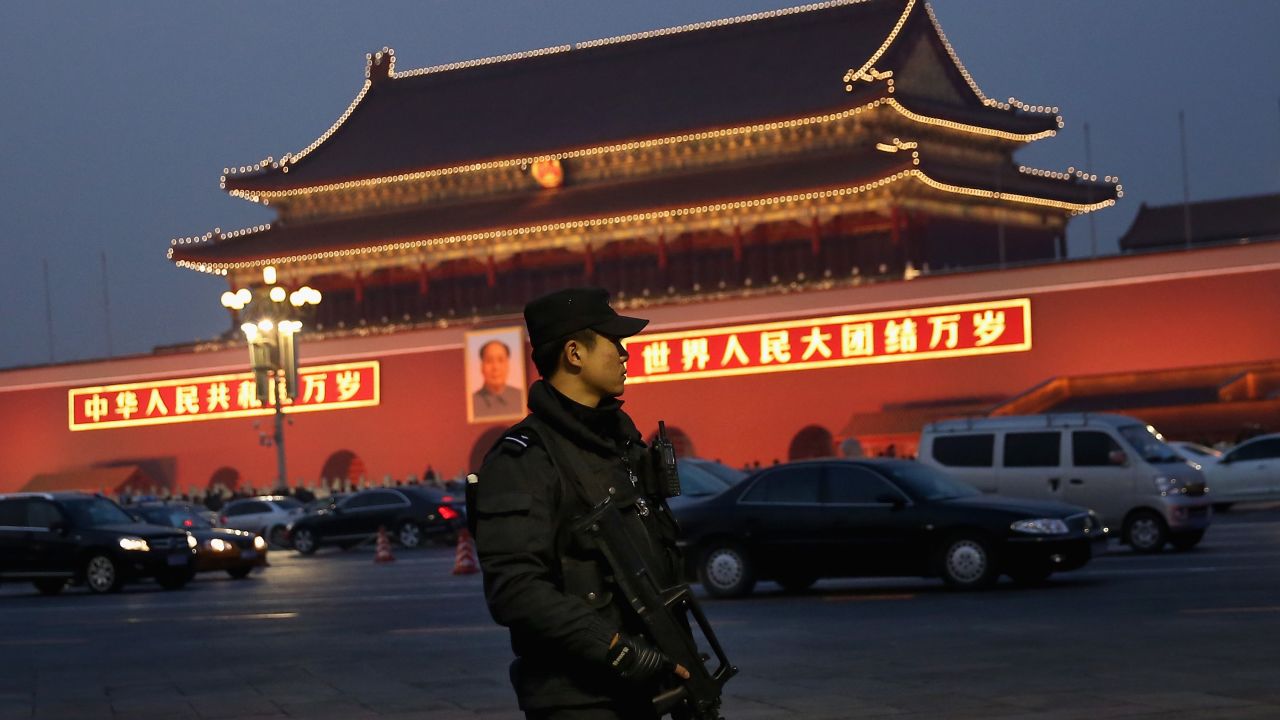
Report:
471,380,683,711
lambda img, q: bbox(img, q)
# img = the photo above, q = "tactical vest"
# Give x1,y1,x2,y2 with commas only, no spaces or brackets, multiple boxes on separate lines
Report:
480,413,684,614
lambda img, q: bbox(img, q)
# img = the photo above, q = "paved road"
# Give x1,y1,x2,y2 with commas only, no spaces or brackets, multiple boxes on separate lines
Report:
3,505,1279,719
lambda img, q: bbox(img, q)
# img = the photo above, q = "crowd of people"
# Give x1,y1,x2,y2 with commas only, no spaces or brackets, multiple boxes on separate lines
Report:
111,465,461,511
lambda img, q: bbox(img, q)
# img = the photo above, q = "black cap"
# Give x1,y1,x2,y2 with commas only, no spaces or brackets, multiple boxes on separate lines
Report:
524,288,648,350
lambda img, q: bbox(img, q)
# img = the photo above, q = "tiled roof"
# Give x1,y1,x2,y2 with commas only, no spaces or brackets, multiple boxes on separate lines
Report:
222,0,1058,193
1118,193,1280,252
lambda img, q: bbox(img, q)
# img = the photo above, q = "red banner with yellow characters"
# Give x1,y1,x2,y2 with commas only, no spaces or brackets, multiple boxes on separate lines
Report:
68,361,379,431
622,298,1030,384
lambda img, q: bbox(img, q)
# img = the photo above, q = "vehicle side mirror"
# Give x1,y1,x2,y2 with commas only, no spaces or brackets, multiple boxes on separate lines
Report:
1217,454,1232,465
1108,450,1128,466
876,493,907,509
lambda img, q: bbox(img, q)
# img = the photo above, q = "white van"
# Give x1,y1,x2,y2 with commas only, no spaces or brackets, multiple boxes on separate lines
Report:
918,414,1211,552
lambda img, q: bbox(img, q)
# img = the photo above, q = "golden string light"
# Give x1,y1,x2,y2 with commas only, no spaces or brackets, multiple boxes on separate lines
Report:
225,93,1057,204
185,0,1119,291
842,0,915,88
173,159,1117,277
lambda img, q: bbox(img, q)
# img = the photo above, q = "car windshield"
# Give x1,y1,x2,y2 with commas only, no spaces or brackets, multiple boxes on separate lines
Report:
686,459,747,485
1119,425,1182,463
1178,443,1221,459
675,461,734,497
148,508,213,529
62,497,138,527
306,497,340,512
879,462,980,501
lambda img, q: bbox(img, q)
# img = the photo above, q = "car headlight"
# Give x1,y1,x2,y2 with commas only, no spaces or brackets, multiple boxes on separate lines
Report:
187,534,199,549
209,538,230,553
119,537,150,552
1010,518,1069,535
253,535,267,551
1153,475,1181,495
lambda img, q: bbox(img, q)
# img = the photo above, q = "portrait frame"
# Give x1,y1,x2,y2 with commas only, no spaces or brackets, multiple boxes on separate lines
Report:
464,326,528,425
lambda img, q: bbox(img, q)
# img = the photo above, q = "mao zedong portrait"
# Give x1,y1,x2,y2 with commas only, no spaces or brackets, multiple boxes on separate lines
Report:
472,339,524,419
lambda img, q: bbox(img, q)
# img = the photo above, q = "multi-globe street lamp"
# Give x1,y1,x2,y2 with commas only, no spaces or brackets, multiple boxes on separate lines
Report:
220,266,321,490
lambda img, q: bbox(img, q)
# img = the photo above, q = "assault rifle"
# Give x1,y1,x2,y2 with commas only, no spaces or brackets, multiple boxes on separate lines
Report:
573,498,737,719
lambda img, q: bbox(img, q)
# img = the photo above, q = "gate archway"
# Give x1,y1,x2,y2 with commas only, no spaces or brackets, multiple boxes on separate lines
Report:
788,425,834,460
207,467,241,493
319,450,367,489
469,427,509,474
646,426,696,459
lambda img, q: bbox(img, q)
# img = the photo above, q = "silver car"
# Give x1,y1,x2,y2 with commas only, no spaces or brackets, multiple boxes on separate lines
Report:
919,414,1211,553
1200,433,1280,509
218,496,304,547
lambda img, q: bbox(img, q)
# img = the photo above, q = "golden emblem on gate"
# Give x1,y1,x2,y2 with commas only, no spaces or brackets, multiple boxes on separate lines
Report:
530,158,564,189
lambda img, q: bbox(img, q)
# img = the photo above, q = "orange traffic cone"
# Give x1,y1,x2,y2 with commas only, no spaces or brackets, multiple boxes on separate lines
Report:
374,525,396,564
452,528,479,575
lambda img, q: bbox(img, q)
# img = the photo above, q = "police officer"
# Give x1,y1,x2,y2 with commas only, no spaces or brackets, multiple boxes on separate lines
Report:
469,288,691,720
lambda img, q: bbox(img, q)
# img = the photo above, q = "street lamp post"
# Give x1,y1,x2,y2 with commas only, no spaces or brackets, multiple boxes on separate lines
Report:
221,266,321,491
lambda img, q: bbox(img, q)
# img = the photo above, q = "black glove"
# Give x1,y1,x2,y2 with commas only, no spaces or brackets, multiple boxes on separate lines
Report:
606,634,674,682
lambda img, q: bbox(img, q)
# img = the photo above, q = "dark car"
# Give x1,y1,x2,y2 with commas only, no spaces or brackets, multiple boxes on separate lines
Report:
286,487,464,555
130,503,268,579
673,459,1108,596
668,459,747,512
0,492,197,595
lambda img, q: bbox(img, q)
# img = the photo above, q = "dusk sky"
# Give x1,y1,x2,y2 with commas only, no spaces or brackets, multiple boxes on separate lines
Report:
1,1,1277,371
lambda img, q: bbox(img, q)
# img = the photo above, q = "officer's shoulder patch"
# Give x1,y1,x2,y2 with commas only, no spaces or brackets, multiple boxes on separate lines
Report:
503,433,532,449
494,431,540,457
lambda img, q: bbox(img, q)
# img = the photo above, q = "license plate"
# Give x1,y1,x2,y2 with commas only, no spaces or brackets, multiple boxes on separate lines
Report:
167,554,189,566
241,550,258,560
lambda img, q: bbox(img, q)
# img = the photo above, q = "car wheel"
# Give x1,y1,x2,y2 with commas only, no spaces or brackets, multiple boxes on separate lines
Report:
1007,564,1053,587
397,521,424,549
775,574,818,593
33,578,67,596
698,541,756,598
227,566,253,580
157,570,193,590
937,534,999,589
1169,529,1205,552
84,553,124,594
1124,510,1168,553
292,527,319,555
268,526,289,548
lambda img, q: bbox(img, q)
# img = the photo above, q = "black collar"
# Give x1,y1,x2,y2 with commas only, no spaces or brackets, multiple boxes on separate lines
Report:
527,380,640,456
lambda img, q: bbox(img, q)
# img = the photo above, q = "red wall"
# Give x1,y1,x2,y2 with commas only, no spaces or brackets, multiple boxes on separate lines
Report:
2,245,1278,492
622,268,1280,464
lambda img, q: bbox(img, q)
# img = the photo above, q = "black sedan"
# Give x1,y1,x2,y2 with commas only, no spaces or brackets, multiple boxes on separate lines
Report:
0,492,196,594
287,487,464,555
131,503,268,579
672,459,1108,596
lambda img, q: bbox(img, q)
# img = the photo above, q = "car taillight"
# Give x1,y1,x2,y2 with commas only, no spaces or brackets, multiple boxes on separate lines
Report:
219,515,228,525
438,505,459,521
182,519,194,528
441,495,455,502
